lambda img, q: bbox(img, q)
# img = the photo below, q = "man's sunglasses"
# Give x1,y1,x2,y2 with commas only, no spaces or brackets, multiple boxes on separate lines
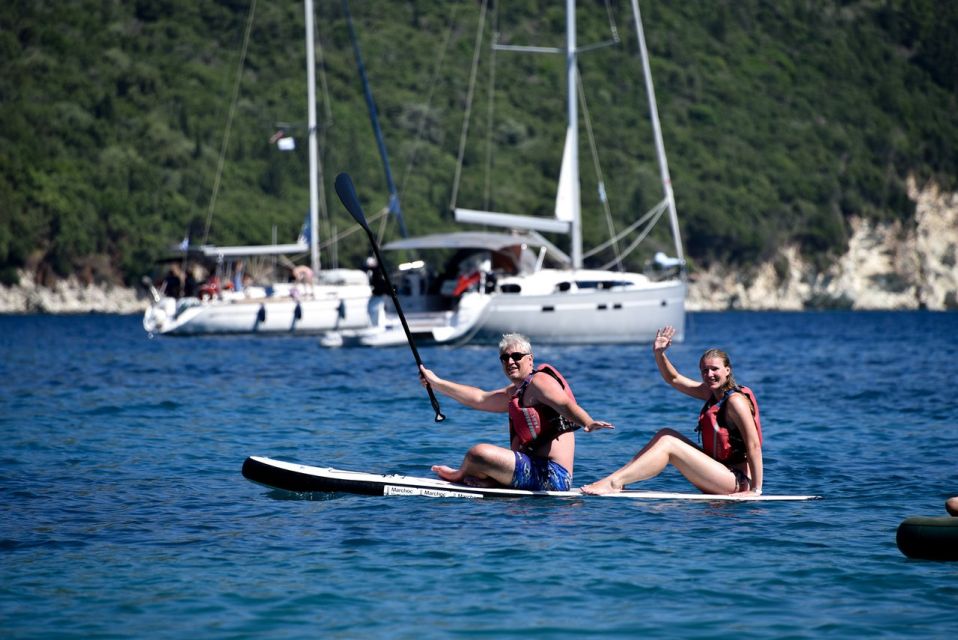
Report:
499,352,529,363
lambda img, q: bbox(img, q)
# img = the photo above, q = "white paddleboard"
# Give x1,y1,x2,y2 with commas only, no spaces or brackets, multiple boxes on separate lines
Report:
242,456,821,501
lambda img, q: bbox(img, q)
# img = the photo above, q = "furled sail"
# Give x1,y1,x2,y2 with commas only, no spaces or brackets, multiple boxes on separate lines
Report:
554,126,579,223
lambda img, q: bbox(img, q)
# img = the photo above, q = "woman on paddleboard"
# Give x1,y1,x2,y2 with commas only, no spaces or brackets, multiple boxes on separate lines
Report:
582,325,763,496
419,332,614,491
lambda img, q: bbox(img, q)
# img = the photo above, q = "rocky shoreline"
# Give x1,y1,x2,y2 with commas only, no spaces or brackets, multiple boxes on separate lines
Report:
2,179,954,315
686,177,957,311
0,270,148,315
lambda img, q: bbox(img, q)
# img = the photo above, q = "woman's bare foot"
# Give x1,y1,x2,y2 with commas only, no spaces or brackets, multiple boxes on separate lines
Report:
580,477,622,495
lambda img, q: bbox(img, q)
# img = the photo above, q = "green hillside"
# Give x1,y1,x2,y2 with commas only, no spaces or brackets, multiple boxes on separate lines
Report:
1,0,956,287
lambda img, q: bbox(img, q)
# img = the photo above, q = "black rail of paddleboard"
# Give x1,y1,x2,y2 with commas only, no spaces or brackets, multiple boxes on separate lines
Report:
241,457,385,495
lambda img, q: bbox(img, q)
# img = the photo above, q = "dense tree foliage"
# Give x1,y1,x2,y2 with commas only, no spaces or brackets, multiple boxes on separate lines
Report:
1,0,955,287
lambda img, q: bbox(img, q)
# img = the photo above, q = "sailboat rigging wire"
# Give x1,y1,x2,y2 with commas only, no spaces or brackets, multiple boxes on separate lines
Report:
314,18,334,259
630,0,685,267
374,200,390,246
576,67,624,270
448,0,489,213
319,208,389,251
595,201,669,270
583,199,668,260
603,0,621,43
483,4,499,211
202,0,258,246
397,1,460,204
342,0,408,240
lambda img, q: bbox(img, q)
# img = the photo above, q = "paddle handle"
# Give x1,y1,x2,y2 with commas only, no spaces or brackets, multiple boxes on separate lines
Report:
334,173,445,422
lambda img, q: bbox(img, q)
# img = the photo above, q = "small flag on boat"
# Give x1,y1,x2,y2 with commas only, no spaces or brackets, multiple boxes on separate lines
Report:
269,130,296,151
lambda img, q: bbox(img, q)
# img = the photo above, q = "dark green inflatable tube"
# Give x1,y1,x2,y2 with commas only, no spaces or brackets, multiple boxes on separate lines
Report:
896,516,958,560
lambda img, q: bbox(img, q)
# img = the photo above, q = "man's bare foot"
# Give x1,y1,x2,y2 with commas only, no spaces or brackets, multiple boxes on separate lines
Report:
580,478,622,495
431,465,464,483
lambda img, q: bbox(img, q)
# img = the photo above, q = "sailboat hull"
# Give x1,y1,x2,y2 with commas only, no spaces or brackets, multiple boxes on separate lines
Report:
144,284,372,336
474,279,685,344
321,271,685,347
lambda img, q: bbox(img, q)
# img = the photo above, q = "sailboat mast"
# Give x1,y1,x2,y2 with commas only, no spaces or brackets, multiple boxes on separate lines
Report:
342,0,409,239
305,0,321,274
566,0,583,269
630,0,684,266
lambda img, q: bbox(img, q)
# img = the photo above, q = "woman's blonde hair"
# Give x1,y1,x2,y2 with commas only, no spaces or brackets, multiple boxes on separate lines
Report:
700,348,737,392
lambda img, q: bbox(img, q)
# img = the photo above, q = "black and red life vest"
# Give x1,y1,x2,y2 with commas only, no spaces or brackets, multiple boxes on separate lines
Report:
508,364,577,450
696,386,763,464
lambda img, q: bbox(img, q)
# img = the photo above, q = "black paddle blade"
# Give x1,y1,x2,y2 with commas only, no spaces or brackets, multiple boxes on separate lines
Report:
334,173,370,233
333,171,445,423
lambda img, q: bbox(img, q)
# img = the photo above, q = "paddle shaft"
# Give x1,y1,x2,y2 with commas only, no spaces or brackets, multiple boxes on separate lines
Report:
335,173,445,422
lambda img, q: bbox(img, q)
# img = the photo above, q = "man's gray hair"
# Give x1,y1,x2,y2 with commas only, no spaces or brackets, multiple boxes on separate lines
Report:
499,332,532,354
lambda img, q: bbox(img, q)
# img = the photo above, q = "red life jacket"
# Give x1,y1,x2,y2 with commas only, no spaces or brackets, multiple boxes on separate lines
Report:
451,271,481,297
508,364,577,449
696,386,762,464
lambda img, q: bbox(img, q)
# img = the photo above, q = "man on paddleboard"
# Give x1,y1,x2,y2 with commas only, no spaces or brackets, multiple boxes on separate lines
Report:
419,332,613,491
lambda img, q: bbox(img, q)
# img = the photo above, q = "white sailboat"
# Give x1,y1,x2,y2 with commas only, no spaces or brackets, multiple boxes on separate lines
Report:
143,0,373,337
324,0,685,347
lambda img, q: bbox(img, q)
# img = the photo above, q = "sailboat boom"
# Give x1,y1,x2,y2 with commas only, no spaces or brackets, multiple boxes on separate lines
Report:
454,208,572,234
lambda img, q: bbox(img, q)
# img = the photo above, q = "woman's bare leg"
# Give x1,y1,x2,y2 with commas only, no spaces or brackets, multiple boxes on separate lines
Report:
582,429,739,495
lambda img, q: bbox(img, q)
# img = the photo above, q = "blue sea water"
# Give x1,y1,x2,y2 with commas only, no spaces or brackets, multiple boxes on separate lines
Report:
1,311,956,639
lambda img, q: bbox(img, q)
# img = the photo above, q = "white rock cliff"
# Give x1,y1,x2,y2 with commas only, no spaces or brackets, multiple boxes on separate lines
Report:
687,178,957,311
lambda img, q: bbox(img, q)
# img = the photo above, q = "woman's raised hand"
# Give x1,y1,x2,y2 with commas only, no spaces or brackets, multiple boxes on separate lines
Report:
653,326,674,353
